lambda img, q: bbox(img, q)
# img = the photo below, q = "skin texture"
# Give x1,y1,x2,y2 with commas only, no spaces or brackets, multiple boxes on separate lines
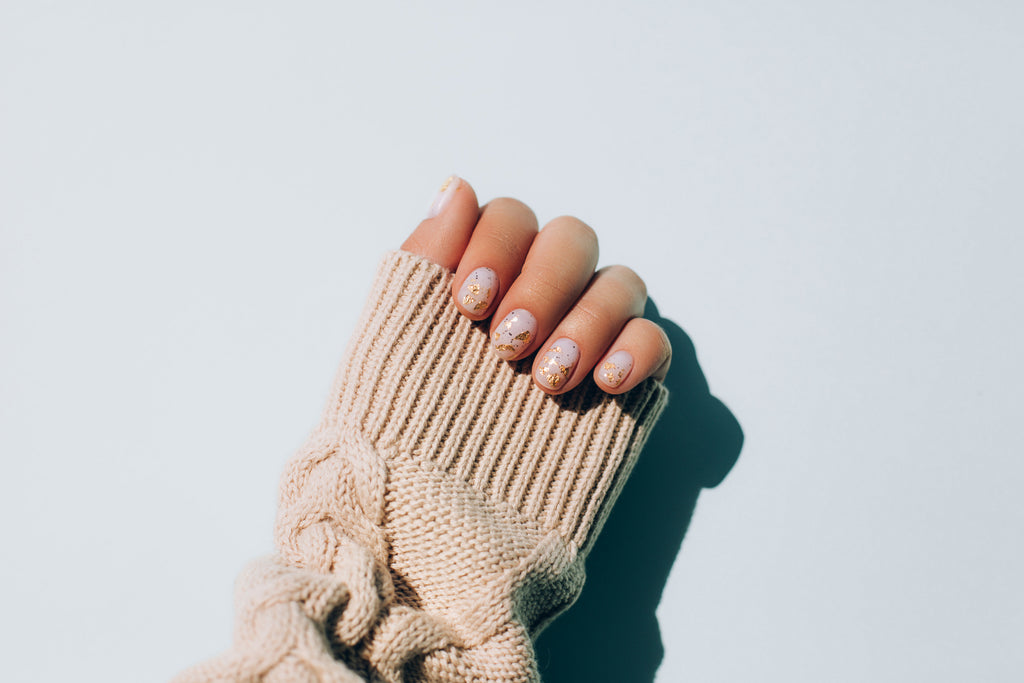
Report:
402,175,672,395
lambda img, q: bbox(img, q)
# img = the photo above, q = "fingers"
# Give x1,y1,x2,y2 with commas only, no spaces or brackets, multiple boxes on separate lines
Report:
531,265,647,393
489,216,599,361
593,317,673,394
451,198,539,319
399,176,672,394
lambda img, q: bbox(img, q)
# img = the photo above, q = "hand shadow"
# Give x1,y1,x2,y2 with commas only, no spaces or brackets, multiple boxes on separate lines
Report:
536,299,744,682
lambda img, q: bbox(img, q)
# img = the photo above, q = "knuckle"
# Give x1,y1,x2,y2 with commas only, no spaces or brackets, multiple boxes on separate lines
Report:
523,262,578,302
571,298,609,327
544,215,598,247
481,228,530,262
484,197,538,230
601,265,647,301
634,318,672,358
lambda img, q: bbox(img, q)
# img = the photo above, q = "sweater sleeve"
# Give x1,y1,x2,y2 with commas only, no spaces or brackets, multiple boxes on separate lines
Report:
174,250,668,683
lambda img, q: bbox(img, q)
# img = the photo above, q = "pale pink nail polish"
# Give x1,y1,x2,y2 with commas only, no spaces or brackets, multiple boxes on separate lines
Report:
492,309,537,359
535,338,580,390
458,267,498,314
599,350,634,388
427,175,461,218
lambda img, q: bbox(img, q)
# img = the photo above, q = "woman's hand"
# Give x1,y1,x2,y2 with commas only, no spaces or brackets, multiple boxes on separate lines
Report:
402,175,672,395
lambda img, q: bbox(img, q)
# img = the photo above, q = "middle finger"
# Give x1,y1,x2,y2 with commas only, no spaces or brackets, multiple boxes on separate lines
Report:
489,216,599,361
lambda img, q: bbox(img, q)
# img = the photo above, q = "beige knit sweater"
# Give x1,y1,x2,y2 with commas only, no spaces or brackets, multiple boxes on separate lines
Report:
174,251,668,683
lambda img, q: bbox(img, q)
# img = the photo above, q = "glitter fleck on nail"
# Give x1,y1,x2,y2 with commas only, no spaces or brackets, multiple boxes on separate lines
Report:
600,351,634,388
535,338,579,390
491,308,537,359
458,267,498,315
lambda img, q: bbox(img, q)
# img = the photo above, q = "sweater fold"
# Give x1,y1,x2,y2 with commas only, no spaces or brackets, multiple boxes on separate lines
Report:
176,250,668,683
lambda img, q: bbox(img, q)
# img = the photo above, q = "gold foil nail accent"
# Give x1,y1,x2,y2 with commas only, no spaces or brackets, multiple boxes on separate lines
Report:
601,361,626,386
493,309,535,358
460,268,498,315
463,281,490,312
536,340,578,389
539,367,564,386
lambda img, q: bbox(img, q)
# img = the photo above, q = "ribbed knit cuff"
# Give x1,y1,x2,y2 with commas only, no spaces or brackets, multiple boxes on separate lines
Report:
321,251,667,553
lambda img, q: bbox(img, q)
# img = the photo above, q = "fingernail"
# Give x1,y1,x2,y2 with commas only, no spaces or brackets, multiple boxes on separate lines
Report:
427,174,461,218
599,350,634,388
458,267,498,314
535,338,580,390
492,309,537,359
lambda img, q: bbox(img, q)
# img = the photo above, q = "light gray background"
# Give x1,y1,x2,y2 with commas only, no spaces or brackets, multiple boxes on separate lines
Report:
2,1,1021,681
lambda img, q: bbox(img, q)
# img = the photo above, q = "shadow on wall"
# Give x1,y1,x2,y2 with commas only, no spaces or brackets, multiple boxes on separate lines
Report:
536,300,744,683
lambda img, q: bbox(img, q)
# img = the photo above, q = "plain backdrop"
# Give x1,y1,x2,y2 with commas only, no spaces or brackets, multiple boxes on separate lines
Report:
2,2,1022,681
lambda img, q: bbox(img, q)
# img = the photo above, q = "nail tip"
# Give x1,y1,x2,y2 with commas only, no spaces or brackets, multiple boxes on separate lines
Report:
492,348,516,361
426,174,462,219
600,350,634,388
492,308,537,359
458,267,498,314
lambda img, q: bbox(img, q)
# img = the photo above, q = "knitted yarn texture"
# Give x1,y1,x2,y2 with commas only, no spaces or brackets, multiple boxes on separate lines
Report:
174,251,668,683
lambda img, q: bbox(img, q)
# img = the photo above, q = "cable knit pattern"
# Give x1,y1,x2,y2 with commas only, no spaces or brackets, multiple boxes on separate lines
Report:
174,251,668,683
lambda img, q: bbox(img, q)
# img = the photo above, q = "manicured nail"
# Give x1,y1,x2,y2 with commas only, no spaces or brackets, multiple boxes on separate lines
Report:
458,267,498,314
492,309,537,359
535,338,580,390
599,350,634,388
427,175,460,218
